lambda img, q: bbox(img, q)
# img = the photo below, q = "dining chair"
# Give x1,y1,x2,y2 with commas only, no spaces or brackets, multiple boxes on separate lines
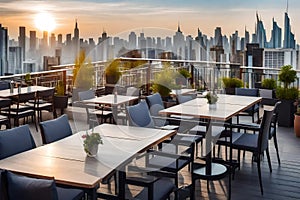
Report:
0,125,36,159
126,101,196,191
230,101,282,164
235,88,260,123
4,170,84,200
0,99,11,129
34,88,55,122
146,93,204,156
8,92,38,131
230,109,274,195
78,90,112,125
39,114,72,144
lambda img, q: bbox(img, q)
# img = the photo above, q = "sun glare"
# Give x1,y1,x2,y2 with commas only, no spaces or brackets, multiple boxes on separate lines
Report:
34,12,56,32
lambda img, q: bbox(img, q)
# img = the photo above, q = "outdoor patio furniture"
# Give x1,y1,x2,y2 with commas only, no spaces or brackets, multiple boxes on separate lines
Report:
0,125,36,159
39,114,72,144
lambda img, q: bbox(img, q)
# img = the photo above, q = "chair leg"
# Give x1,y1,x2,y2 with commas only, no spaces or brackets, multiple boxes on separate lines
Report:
257,154,263,195
273,134,281,165
266,148,272,173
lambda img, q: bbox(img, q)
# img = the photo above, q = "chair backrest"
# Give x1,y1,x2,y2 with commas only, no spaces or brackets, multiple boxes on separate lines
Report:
78,90,95,101
258,109,274,153
39,114,72,144
126,101,155,128
145,93,164,117
5,171,58,200
37,88,55,100
0,125,36,159
0,99,11,109
235,88,259,97
177,94,194,104
16,92,36,104
0,81,9,91
126,87,140,96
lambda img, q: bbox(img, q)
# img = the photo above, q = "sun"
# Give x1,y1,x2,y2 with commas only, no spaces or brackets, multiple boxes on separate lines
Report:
34,12,56,32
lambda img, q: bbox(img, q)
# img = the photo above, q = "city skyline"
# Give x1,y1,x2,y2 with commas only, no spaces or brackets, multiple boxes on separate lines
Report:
1,0,300,41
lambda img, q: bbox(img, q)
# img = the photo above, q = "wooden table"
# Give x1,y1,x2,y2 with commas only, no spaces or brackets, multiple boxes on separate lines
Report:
0,124,176,199
159,94,262,198
82,94,139,123
0,86,53,98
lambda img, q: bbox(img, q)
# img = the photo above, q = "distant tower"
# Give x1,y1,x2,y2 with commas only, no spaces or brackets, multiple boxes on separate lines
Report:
270,18,282,48
18,26,26,61
255,12,267,48
0,24,8,75
29,31,36,51
283,1,295,49
73,19,79,55
173,23,185,59
214,27,223,47
42,31,48,48
128,31,137,49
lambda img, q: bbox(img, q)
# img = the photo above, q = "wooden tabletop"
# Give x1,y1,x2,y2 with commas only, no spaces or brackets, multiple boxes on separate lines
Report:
0,86,53,98
160,94,262,121
0,124,175,189
82,94,138,106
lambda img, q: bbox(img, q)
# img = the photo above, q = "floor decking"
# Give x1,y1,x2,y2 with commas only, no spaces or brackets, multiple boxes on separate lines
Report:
28,106,300,200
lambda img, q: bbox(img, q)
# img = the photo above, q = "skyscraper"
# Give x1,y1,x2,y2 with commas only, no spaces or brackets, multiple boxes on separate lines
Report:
128,32,137,50
19,26,26,61
283,12,295,49
269,18,282,48
214,27,223,47
0,24,8,75
29,31,36,51
255,13,267,48
73,20,79,56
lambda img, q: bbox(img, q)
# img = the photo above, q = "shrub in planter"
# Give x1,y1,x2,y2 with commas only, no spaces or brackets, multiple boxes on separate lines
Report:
222,77,243,95
262,78,277,89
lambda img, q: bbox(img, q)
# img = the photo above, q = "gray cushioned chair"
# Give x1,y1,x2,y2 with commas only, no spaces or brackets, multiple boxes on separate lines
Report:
39,114,72,144
4,170,84,200
0,125,36,159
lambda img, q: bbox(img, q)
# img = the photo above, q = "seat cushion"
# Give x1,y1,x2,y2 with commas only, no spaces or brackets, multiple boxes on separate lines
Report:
148,155,189,171
232,133,258,152
56,187,84,200
134,178,175,200
6,171,58,200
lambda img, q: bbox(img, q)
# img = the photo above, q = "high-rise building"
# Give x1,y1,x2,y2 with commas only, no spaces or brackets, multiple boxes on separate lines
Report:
255,13,267,48
269,18,282,48
42,31,48,48
173,24,185,59
29,31,36,51
73,20,79,56
0,24,8,75
128,32,137,50
50,33,56,49
57,34,63,47
18,26,26,61
9,46,22,74
214,27,223,47
283,12,295,49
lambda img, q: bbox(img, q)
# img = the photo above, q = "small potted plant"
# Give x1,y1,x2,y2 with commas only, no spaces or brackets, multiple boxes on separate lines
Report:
276,65,298,127
222,77,243,95
205,91,218,109
53,80,68,117
82,131,102,157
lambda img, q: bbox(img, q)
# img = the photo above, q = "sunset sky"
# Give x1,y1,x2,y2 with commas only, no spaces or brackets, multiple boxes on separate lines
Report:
1,0,299,42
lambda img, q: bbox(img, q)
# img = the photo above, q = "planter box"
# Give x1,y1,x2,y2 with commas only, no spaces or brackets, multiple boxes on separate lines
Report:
54,95,68,117
278,99,296,127
225,88,235,95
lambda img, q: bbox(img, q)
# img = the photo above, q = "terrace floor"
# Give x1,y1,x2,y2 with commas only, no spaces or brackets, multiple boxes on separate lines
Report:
27,106,300,200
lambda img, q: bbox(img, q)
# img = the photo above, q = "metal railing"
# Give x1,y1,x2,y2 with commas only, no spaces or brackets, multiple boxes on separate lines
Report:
1,58,299,95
